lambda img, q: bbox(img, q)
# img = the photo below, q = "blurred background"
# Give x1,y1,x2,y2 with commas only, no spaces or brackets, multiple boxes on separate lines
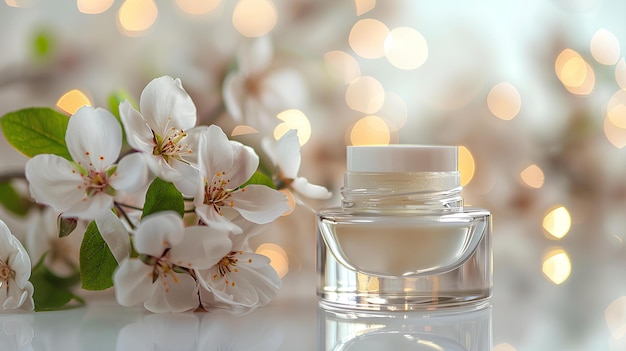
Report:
1,0,626,350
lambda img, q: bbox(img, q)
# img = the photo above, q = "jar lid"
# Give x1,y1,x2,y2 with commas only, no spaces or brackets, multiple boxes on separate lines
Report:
347,145,458,172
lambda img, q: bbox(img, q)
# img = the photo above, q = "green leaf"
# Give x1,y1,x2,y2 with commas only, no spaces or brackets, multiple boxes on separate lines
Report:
57,216,78,238
241,170,277,189
0,107,71,160
79,221,118,291
0,181,32,216
32,29,54,61
107,90,136,121
142,177,185,218
31,255,83,312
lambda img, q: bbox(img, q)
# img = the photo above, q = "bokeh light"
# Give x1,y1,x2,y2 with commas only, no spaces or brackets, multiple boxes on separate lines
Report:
487,82,521,120
56,89,92,115
520,164,544,188
323,50,361,85
255,243,289,278
232,0,277,37
384,27,428,70
117,0,158,37
176,0,221,14
349,116,390,146
494,344,517,351
542,248,572,285
5,0,36,7
77,0,114,14
617,58,626,90
555,48,595,95
231,125,258,136
279,188,296,216
375,92,407,131
345,76,385,114
542,206,571,239
354,0,375,16
274,109,311,146
590,28,620,65
349,18,389,59
458,145,475,187
606,296,626,339
605,90,626,148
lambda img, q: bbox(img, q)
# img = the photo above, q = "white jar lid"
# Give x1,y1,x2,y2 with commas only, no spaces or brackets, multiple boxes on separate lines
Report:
347,145,458,172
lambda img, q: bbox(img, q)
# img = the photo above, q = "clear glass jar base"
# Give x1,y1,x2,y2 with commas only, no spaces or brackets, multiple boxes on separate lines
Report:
318,291,491,316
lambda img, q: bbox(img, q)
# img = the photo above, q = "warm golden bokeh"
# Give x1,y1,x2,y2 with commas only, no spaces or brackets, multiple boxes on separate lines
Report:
323,50,361,85
117,0,158,37
555,48,595,95
487,82,521,120
274,109,311,146
345,76,385,114
520,164,544,188
77,0,114,14
56,89,92,115
349,115,390,146
590,28,620,65
255,243,289,278
384,27,428,70
605,90,626,148
354,0,375,16
542,248,572,285
458,145,475,187
231,125,258,136
176,0,222,15
232,0,277,37
279,188,296,216
349,18,389,59
542,206,571,239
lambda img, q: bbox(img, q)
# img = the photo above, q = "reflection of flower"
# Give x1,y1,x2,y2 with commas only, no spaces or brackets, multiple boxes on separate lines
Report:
198,217,282,315
263,129,332,200
193,125,290,234
0,220,34,312
198,310,283,350
0,314,34,351
116,313,200,351
223,36,308,132
120,76,200,196
113,211,231,313
25,106,144,221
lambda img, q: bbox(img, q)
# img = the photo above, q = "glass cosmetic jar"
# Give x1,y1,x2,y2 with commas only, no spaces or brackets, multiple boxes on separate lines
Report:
316,145,492,313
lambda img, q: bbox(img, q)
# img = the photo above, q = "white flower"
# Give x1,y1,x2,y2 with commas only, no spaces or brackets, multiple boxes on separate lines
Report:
25,106,145,221
119,76,201,196
193,125,290,234
197,217,281,315
0,220,34,312
222,36,308,133
262,129,332,200
113,211,231,313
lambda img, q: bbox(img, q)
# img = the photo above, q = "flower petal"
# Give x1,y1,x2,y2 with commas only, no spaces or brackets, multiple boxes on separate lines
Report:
170,158,200,198
139,76,197,134
193,203,243,235
119,100,154,154
198,125,234,179
222,74,245,122
66,106,121,170
235,253,281,307
63,192,114,220
25,155,84,213
110,153,150,193
291,177,332,200
169,226,231,270
144,272,199,313
231,185,289,224
275,129,301,179
113,259,153,307
134,212,184,257
95,211,130,263
228,142,259,188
